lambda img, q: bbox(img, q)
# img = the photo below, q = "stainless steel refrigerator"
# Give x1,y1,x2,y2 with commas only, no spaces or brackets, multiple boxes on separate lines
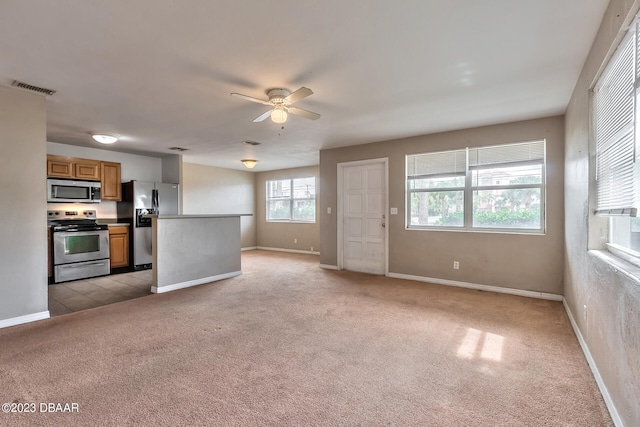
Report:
117,181,179,270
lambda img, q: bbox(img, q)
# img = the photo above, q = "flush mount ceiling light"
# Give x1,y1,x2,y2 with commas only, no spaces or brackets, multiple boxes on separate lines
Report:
91,133,118,144
241,159,258,169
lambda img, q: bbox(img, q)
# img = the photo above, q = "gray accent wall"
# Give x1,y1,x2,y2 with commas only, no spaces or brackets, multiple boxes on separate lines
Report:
320,116,565,295
181,162,256,248
152,216,241,290
565,0,640,424
255,166,320,253
0,86,48,322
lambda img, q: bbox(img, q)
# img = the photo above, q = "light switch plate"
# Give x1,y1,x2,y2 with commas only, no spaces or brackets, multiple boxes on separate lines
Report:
390,207,398,215
327,207,332,214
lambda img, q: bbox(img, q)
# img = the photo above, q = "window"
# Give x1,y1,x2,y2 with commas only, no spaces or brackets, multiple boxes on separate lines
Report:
266,177,316,222
407,149,466,227
407,140,545,232
593,16,640,261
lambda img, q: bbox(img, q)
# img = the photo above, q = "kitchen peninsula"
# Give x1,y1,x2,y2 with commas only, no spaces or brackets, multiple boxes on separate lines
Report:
147,214,249,293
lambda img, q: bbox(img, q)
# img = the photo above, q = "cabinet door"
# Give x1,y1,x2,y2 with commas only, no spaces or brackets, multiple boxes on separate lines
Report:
101,161,122,201
109,226,129,269
75,159,101,180
47,155,74,178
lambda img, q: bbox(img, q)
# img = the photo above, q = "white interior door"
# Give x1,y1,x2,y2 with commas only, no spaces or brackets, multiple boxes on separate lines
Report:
342,161,386,275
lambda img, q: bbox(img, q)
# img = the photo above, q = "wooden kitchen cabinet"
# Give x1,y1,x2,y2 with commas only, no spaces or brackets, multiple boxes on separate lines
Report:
74,158,101,180
47,155,100,180
47,155,74,178
109,225,129,269
101,161,122,201
47,155,122,201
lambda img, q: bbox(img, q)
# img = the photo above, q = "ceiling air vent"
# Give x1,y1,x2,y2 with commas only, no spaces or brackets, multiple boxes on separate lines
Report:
168,147,189,152
243,140,262,146
11,80,56,96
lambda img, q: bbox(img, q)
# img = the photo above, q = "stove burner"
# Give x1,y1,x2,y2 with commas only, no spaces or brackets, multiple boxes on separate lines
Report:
47,209,107,232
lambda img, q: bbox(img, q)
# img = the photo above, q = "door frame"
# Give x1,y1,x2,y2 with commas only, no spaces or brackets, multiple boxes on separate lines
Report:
337,157,389,275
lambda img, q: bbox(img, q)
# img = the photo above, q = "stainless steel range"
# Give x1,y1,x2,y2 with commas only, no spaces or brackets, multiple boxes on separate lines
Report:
48,210,110,283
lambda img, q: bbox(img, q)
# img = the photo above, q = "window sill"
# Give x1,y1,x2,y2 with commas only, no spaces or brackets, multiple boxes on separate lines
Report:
589,248,640,285
405,226,545,236
606,243,640,268
266,220,316,224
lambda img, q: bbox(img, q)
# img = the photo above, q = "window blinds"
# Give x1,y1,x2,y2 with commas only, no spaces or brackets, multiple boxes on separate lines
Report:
594,21,639,216
468,140,545,169
407,149,466,178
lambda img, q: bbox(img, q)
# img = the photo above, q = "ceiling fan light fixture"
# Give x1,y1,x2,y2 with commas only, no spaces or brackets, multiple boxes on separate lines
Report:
241,159,258,169
91,133,118,144
270,106,288,124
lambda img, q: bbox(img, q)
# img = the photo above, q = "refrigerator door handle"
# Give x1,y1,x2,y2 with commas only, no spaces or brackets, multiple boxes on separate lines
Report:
152,189,159,214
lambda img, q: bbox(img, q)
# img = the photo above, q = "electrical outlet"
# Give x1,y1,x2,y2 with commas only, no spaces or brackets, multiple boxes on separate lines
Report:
453,261,460,270
311,246,314,252
294,238,297,244
327,207,332,214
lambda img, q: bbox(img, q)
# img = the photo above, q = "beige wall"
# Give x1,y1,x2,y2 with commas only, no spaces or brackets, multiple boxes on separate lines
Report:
255,166,320,253
0,86,48,324
320,116,565,294
181,163,256,248
564,0,640,424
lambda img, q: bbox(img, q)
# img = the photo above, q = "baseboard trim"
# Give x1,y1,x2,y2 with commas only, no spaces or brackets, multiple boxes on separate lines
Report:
151,271,241,294
387,272,563,301
257,246,320,255
562,298,622,427
241,246,257,251
319,264,339,270
0,310,50,329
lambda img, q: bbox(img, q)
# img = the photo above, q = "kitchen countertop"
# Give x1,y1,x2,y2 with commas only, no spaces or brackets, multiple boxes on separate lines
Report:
97,221,130,226
143,214,252,219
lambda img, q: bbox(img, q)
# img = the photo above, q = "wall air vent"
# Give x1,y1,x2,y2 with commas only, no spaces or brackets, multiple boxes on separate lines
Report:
11,80,56,96
243,140,262,146
168,147,189,152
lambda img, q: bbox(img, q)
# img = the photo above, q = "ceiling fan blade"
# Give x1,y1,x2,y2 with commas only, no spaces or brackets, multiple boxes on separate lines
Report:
285,87,313,104
230,93,272,106
253,110,273,122
288,106,320,120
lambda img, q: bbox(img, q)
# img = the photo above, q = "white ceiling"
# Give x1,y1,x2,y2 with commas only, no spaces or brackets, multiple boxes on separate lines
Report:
0,1,609,171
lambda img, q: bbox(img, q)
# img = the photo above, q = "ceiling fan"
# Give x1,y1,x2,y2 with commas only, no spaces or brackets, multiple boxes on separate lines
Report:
230,87,320,124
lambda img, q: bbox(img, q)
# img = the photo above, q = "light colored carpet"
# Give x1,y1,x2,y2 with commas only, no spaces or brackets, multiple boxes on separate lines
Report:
0,250,611,426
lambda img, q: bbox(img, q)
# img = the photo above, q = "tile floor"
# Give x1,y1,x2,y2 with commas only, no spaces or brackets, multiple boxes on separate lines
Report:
48,270,153,316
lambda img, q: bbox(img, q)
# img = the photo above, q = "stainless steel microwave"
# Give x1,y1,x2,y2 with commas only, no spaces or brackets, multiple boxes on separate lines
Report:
47,179,101,203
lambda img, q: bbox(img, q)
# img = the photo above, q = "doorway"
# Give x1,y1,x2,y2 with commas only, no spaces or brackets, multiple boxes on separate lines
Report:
338,158,388,275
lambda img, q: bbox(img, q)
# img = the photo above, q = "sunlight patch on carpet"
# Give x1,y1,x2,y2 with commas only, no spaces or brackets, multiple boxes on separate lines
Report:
457,328,504,362
457,328,482,359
